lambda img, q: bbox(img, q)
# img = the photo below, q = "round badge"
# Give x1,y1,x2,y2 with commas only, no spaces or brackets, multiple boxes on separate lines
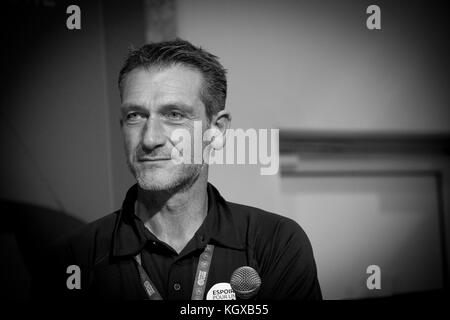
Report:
206,282,236,300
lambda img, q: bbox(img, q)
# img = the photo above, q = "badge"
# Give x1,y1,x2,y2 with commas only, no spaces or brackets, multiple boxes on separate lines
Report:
206,282,236,300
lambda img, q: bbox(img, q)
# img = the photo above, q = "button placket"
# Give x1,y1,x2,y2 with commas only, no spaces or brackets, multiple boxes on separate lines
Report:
168,260,184,296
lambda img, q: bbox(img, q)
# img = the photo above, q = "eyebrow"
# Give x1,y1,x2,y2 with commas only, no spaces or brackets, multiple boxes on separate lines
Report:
159,103,195,113
120,102,195,114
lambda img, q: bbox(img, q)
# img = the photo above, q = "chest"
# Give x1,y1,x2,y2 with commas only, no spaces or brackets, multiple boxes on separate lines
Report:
88,246,248,300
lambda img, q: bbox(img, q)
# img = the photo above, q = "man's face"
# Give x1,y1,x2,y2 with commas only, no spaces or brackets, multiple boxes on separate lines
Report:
120,64,209,192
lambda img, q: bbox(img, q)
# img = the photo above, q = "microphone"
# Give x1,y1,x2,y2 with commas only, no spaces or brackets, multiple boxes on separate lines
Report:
229,266,261,299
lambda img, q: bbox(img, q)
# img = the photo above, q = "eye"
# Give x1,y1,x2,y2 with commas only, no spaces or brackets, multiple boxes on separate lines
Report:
166,110,185,121
125,112,146,123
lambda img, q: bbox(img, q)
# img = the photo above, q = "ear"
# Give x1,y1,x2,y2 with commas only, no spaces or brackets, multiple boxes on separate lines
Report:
211,110,231,136
209,110,231,149
205,110,231,150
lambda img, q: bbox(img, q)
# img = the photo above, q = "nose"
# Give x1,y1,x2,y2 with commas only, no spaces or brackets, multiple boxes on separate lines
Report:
141,116,167,151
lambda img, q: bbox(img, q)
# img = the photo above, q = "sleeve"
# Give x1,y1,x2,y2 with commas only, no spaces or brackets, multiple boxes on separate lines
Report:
256,218,322,300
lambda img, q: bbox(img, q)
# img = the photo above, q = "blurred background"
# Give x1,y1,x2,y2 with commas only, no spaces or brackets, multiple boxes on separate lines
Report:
0,0,449,299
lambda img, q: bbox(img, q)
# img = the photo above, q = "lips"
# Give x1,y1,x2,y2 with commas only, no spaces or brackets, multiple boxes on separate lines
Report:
138,157,171,162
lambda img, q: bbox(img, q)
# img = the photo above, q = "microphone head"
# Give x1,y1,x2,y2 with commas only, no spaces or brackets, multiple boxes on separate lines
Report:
230,266,261,299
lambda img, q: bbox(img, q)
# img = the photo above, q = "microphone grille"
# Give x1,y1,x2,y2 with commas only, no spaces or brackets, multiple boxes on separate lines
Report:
230,266,261,299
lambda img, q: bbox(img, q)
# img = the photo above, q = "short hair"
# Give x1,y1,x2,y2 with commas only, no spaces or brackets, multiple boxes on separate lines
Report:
118,38,227,120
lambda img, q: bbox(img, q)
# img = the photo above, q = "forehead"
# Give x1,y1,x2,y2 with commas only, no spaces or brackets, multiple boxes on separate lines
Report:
121,64,204,108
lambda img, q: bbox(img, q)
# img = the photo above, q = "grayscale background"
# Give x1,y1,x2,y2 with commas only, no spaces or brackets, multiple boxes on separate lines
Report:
0,0,449,299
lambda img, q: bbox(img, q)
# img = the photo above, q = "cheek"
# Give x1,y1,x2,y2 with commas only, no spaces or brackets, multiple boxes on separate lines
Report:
123,128,141,152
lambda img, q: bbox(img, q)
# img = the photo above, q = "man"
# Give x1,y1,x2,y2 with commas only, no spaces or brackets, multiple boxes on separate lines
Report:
34,39,322,300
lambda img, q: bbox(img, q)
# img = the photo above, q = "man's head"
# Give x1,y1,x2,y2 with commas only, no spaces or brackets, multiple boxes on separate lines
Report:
119,39,227,121
118,39,230,192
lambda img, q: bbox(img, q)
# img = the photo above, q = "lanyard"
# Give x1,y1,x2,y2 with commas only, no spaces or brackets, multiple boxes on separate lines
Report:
134,244,215,300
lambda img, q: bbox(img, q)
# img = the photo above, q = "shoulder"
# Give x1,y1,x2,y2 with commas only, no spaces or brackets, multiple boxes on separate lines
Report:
225,202,322,300
32,211,121,298
55,211,120,267
227,201,309,244
69,211,119,242
226,201,314,267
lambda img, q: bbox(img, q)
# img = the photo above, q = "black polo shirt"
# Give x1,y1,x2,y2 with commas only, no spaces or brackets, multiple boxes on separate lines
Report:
33,183,322,300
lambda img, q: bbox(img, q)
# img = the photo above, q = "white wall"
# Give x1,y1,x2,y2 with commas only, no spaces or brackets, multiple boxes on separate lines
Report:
281,175,444,299
176,0,450,212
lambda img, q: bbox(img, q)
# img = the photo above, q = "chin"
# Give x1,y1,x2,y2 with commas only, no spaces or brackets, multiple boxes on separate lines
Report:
136,173,176,191
134,165,203,192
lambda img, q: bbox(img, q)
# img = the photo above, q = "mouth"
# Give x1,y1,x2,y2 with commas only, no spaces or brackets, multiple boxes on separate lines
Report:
138,157,172,162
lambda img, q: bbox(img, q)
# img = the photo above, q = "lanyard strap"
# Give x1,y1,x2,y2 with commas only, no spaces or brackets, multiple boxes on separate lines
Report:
191,244,214,300
134,253,163,300
134,244,214,300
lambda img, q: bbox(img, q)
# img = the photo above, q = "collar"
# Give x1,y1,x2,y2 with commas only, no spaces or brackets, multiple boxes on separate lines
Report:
111,183,245,257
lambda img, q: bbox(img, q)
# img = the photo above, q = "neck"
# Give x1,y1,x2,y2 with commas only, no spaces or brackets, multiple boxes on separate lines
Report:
135,174,208,254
